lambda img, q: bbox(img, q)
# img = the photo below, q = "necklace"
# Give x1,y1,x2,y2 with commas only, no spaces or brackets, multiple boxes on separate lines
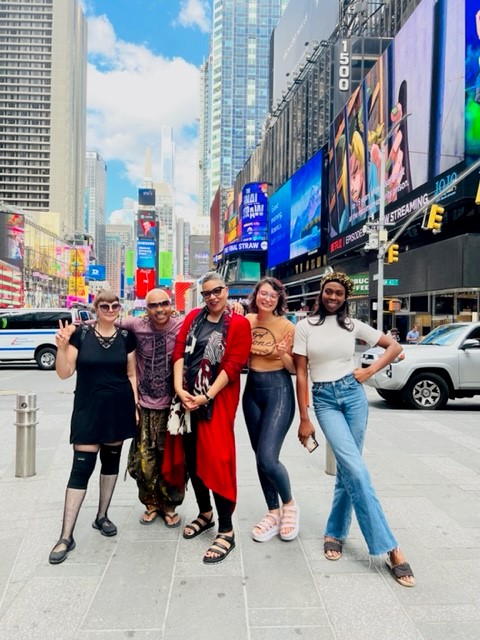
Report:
94,325,118,349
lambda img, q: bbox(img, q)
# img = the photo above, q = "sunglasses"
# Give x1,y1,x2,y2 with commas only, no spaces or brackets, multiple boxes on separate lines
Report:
98,303,121,312
200,286,225,300
147,300,171,309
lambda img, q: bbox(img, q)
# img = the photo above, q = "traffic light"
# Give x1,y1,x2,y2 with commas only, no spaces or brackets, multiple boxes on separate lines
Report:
426,204,445,233
386,243,399,264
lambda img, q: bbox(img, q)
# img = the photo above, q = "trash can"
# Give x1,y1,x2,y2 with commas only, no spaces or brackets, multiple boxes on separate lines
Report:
15,394,38,478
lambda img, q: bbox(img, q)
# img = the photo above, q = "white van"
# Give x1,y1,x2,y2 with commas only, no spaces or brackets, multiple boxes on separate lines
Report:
0,307,93,370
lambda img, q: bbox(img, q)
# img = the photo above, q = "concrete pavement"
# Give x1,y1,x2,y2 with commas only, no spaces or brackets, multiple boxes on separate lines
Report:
0,373,480,639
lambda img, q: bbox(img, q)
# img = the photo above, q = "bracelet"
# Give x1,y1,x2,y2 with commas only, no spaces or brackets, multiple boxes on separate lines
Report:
204,393,213,404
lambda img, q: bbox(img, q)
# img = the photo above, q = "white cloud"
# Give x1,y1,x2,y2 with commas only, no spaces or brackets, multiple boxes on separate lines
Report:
87,15,200,222
176,0,210,33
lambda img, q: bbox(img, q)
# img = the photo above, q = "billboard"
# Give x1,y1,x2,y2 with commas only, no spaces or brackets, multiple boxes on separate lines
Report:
268,149,323,269
223,189,238,246
0,212,24,269
135,268,155,298
158,251,173,286
137,240,156,269
327,0,465,257
465,0,480,157
137,210,156,238
88,264,106,281
241,183,268,242
271,0,339,107
138,188,155,206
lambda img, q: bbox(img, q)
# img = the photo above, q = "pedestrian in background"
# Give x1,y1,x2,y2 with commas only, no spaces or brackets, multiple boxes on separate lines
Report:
293,272,415,587
49,291,137,565
166,272,251,564
242,277,299,542
406,324,420,344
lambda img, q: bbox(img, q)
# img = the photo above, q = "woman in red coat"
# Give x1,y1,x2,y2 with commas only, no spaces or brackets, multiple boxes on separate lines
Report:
169,272,251,563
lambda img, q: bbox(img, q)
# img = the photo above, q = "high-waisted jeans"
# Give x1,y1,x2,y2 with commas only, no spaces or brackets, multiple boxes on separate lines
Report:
312,373,397,555
243,369,295,510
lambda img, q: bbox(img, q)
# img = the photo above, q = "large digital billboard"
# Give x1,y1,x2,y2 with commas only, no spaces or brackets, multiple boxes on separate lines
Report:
137,210,156,239
241,182,268,242
268,149,323,269
327,0,465,257
137,240,156,269
465,0,480,157
138,188,155,206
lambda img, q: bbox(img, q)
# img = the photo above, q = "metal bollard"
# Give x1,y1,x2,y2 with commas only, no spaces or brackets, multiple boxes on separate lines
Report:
15,393,38,478
325,441,336,476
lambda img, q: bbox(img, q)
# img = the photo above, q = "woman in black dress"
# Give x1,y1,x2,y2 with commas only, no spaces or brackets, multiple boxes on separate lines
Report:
49,291,138,564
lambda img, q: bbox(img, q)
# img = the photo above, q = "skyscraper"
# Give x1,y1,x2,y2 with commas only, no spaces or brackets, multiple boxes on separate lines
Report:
85,151,107,264
201,0,288,214
0,0,87,235
159,125,175,188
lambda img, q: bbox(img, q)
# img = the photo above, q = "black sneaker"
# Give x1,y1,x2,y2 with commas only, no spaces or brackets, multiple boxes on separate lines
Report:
92,516,117,537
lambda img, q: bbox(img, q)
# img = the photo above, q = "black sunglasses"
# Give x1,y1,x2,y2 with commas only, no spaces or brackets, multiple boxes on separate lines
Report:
200,286,225,299
98,302,121,312
147,300,171,309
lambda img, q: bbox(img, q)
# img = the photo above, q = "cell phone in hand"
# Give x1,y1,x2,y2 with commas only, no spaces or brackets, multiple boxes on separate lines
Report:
305,435,319,453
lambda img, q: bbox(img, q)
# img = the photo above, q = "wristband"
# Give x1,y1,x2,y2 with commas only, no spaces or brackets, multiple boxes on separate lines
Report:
204,393,213,404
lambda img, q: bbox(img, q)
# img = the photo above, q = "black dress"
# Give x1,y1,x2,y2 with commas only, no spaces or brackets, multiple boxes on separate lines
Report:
69,325,137,444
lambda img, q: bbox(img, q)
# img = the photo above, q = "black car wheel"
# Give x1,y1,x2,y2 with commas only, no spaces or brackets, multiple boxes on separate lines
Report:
403,373,449,410
36,347,56,370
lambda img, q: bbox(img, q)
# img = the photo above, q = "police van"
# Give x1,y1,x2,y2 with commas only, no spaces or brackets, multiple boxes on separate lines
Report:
0,307,93,370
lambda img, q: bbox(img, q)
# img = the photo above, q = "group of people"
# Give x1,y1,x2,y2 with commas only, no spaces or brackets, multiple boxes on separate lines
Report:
49,271,415,587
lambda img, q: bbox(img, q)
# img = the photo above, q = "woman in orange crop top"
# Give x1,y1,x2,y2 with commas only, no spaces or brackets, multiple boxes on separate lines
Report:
242,277,299,543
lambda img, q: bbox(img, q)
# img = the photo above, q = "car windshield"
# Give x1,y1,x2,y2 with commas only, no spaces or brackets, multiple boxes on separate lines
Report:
420,324,469,346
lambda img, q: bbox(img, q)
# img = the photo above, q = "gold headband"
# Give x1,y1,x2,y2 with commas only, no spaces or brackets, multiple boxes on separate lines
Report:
320,272,354,298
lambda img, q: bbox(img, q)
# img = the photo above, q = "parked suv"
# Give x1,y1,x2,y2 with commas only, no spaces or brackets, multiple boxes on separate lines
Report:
0,307,93,370
361,322,480,409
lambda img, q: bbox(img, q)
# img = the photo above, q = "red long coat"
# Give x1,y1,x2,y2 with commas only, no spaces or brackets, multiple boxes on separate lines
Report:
163,308,252,505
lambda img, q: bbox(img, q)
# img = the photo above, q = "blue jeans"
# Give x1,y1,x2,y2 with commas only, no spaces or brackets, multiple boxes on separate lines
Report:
312,374,397,555
243,369,295,510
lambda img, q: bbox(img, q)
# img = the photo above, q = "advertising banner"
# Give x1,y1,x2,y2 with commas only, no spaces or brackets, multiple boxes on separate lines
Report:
0,212,24,269
137,210,156,239
138,188,155,206
88,264,106,281
240,182,268,242
69,246,89,277
125,249,134,284
135,268,155,298
465,0,480,157
137,240,156,269
327,0,465,257
268,149,323,269
158,251,173,286
223,189,238,246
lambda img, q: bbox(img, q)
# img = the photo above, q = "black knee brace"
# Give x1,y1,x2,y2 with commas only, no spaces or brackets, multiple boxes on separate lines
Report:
67,450,97,490
99,443,122,475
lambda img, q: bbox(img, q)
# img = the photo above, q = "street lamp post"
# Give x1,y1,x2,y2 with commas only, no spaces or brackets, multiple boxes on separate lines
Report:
366,113,411,332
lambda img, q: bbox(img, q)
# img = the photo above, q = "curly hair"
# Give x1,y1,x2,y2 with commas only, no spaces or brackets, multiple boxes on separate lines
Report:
309,272,354,331
248,277,287,316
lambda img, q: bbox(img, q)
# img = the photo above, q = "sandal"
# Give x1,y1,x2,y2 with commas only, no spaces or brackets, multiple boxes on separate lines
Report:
279,500,299,541
251,512,280,542
203,533,235,564
159,510,181,529
182,513,214,539
324,537,343,561
386,558,416,587
139,508,159,525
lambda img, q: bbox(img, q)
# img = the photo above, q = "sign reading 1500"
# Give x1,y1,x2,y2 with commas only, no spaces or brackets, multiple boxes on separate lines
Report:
338,40,350,92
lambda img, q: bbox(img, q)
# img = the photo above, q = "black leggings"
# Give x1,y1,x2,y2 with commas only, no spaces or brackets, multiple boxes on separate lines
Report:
183,413,234,533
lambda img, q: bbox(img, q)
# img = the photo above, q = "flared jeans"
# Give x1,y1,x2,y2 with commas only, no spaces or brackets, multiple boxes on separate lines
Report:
312,373,397,555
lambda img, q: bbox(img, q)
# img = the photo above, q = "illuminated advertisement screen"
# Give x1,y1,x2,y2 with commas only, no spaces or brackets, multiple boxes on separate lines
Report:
158,251,173,286
241,182,268,242
328,0,465,257
138,188,155,206
0,212,24,268
137,210,156,239
136,268,155,298
223,189,238,246
268,149,323,269
466,0,480,156
88,265,106,280
137,240,155,269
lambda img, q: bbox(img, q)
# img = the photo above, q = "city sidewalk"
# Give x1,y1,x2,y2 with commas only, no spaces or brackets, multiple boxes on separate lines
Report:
0,376,479,640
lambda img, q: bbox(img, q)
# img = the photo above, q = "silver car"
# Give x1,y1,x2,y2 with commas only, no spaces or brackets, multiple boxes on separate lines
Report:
361,322,480,409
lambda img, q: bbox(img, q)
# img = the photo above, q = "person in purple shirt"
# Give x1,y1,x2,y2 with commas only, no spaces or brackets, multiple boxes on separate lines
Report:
121,289,185,526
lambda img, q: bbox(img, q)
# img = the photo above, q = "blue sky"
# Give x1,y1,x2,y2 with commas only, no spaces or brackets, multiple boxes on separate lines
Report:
83,1,211,223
